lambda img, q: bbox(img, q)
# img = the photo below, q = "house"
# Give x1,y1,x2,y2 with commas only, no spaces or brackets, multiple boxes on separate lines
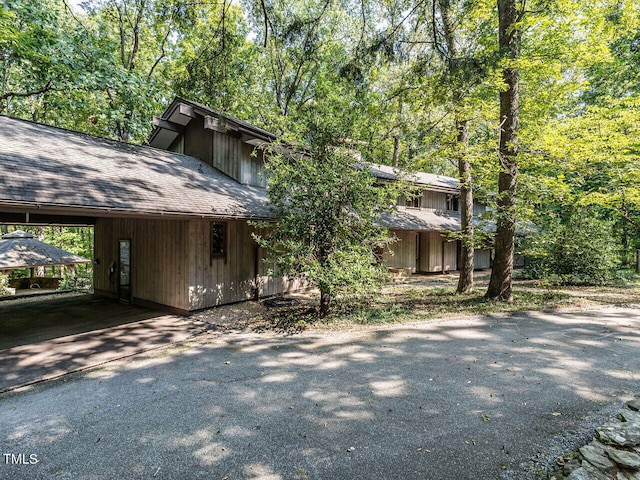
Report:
0,97,489,313
366,163,492,274
0,110,300,313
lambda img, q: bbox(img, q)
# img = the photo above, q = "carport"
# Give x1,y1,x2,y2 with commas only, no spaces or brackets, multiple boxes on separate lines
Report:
0,295,208,392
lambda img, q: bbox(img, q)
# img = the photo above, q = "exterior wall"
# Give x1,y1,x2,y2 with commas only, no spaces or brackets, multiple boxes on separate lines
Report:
422,190,448,210
187,220,303,310
398,190,460,213
95,217,302,312
210,130,266,188
474,248,492,269
94,218,190,311
418,231,457,273
187,220,255,309
473,201,487,216
383,230,418,273
184,116,213,165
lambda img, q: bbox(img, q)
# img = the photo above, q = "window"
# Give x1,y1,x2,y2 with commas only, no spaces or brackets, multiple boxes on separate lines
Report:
446,194,459,212
211,222,226,261
405,195,422,208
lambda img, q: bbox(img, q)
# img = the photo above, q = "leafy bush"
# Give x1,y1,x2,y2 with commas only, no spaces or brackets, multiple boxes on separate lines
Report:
522,209,620,284
0,274,12,295
58,267,93,292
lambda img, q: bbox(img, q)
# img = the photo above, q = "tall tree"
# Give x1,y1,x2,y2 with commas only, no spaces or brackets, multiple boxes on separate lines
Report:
486,0,520,301
433,0,475,293
0,0,78,119
254,102,399,316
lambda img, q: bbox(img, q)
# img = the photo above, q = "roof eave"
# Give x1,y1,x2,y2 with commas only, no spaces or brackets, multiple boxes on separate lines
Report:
0,201,275,223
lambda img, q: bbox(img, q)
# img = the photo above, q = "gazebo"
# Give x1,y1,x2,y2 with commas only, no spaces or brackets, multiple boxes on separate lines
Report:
0,230,90,291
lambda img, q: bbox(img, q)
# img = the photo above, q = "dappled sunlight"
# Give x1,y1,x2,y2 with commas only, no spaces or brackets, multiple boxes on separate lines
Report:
446,328,495,340
241,463,284,480
261,372,298,383
136,376,157,384
192,443,230,466
0,296,204,391
348,350,378,362
2,306,640,479
7,416,72,443
605,369,640,381
467,386,505,405
369,377,408,397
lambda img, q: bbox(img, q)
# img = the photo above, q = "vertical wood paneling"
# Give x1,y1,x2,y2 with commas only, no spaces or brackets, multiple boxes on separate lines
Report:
94,218,189,311
184,117,213,165
188,219,265,310
443,240,457,272
95,217,303,312
418,231,458,272
474,249,491,269
383,230,417,272
422,191,447,210
209,131,267,188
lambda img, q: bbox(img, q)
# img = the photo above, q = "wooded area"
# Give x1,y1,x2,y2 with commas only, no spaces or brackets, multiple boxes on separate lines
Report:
2,0,639,299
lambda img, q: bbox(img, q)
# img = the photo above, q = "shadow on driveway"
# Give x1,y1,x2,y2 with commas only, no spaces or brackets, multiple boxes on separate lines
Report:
0,295,207,392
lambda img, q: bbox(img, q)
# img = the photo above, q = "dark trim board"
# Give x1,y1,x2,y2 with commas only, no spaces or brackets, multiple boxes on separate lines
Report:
0,212,96,226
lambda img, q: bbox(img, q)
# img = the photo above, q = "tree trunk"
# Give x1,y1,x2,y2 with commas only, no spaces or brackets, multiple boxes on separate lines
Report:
392,136,400,168
319,289,331,317
36,226,45,277
437,0,475,293
456,119,474,294
486,0,520,302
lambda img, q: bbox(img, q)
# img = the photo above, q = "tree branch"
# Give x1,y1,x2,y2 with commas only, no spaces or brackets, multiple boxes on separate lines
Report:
0,81,54,101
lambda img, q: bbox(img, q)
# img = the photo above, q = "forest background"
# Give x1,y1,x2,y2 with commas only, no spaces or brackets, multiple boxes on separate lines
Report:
1,0,640,296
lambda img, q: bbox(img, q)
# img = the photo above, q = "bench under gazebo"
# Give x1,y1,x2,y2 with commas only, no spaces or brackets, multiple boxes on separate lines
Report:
0,230,90,294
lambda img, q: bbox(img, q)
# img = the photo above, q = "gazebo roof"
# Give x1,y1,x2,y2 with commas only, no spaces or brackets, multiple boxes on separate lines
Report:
0,230,90,271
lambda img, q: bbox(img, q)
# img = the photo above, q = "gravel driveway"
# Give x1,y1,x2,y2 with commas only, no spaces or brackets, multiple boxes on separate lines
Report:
1,306,639,479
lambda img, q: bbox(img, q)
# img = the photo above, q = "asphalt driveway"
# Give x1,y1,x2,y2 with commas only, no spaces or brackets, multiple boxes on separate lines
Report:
1,306,639,479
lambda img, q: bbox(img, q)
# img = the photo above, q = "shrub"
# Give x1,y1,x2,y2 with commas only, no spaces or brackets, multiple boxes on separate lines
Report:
522,209,620,284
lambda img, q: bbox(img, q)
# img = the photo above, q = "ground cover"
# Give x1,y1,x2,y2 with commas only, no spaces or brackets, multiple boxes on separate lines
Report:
193,271,640,333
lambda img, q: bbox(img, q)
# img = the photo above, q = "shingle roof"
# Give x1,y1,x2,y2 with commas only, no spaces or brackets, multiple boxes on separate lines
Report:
0,230,90,270
379,209,462,231
0,116,272,220
363,163,459,192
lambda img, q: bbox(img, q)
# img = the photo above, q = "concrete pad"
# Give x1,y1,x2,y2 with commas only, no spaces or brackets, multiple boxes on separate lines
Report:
0,295,207,391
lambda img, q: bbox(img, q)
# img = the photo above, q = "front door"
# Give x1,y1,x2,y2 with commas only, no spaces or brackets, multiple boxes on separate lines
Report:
118,239,131,303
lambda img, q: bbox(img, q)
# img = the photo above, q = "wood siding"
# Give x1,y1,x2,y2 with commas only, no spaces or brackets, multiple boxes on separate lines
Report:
210,131,267,188
184,116,213,165
94,218,190,311
95,217,302,312
473,201,487,216
418,231,458,273
398,191,458,211
187,220,302,310
187,220,255,309
474,249,491,269
383,230,418,273
422,191,448,210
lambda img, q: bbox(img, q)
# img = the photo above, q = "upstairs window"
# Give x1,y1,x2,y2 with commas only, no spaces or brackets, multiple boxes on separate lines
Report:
211,222,227,262
446,194,459,212
405,195,422,208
